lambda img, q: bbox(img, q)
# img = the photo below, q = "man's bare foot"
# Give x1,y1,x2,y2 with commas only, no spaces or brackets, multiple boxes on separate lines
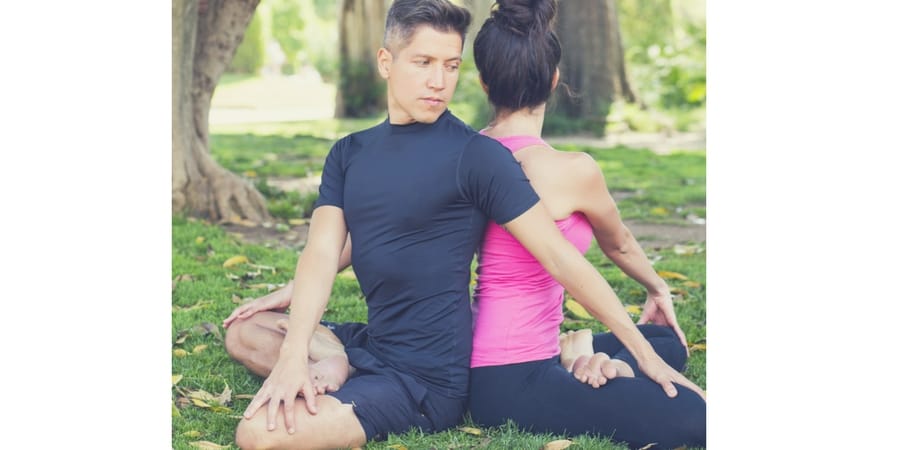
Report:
309,354,353,395
559,329,595,372
572,352,636,388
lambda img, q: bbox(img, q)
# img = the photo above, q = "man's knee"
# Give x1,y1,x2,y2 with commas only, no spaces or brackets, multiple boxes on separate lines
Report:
225,318,251,361
235,417,279,450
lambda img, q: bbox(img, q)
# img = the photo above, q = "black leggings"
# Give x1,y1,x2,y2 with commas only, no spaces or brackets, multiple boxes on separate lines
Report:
469,325,706,449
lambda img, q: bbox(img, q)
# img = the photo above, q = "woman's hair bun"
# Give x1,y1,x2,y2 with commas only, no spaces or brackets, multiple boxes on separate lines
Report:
494,0,557,35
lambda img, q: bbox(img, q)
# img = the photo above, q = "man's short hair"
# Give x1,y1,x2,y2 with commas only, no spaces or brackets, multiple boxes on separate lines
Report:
384,0,472,51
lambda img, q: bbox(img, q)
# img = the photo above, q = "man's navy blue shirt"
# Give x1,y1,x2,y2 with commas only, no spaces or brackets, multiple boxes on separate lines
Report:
315,110,539,399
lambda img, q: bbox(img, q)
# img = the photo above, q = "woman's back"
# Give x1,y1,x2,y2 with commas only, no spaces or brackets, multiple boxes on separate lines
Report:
471,134,595,367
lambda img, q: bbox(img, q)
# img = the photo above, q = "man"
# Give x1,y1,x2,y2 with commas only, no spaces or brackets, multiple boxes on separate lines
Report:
226,1,698,448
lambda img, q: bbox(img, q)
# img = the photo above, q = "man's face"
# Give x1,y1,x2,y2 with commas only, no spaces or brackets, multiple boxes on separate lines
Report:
378,26,462,125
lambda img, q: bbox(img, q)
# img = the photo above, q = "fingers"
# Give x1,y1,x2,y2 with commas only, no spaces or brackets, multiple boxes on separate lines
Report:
243,389,267,420
661,379,678,398
302,383,319,415
284,394,296,434
266,393,280,431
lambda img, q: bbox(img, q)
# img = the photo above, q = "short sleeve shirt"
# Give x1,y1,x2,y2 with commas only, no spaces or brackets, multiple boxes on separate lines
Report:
314,110,539,398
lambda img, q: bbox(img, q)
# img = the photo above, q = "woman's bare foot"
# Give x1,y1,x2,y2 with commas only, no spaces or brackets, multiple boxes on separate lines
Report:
559,329,595,372
309,354,353,395
572,352,636,388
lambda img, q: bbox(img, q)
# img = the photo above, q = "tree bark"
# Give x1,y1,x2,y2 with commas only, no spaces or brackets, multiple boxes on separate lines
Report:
172,0,271,224
554,0,638,134
334,0,389,118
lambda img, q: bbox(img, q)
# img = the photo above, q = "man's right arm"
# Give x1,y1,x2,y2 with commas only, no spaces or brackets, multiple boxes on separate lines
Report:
241,205,348,433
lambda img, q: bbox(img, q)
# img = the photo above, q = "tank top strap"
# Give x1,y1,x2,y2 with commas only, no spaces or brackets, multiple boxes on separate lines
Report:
485,134,549,154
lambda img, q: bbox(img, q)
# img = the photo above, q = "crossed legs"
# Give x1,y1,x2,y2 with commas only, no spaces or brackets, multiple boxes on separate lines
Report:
225,312,365,449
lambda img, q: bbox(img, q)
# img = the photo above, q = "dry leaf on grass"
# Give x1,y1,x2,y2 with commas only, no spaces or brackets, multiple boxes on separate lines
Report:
682,280,702,289
625,305,642,315
542,439,572,450
173,349,189,358
457,426,482,435
658,270,688,280
172,374,183,386
564,300,592,319
223,255,249,268
183,430,202,438
192,344,208,354
189,441,230,449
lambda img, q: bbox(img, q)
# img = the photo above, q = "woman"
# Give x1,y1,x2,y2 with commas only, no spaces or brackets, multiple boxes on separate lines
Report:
466,1,705,448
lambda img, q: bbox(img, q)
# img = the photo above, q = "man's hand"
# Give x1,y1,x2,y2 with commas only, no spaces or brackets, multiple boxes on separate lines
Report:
223,282,293,328
637,291,688,353
242,353,318,434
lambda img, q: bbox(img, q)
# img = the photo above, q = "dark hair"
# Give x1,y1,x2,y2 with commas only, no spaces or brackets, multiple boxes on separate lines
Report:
384,0,472,51
473,0,562,112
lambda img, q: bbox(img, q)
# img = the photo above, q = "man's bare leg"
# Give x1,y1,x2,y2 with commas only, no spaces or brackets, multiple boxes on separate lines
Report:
235,394,366,450
225,311,354,392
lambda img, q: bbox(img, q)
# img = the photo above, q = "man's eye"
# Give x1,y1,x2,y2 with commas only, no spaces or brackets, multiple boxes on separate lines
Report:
447,65,460,72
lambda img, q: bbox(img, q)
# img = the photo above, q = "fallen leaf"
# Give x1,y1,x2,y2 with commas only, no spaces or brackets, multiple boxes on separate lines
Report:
172,374,183,386
195,236,205,244
248,263,277,273
625,305,642,315
216,384,233,405
385,445,407,450
172,401,181,417
638,443,659,450
564,300,592,319
189,441,230,449
234,394,255,399
649,207,669,216
173,300,214,312
243,170,257,178
174,274,194,283
689,343,706,352
176,396,191,409
288,218,308,226
658,270,688,280
223,255,249,268
192,398,211,408
183,430,203,438
225,273,241,281
458,426,482,435
673,244,703,255
173,349,189,358
192,344,208,354
682,281,702,289
542,439,572,450
193,322,224,341
174,330,190,344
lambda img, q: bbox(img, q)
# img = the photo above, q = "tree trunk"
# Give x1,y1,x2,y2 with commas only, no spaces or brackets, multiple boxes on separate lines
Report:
172,0,271,224
554,0,638,135
334,0,389,118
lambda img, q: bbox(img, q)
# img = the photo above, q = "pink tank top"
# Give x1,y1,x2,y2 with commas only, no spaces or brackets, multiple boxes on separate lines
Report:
470,135,594,367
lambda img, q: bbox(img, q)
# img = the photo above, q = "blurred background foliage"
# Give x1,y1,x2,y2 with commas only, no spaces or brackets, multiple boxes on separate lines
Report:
222,0,705,135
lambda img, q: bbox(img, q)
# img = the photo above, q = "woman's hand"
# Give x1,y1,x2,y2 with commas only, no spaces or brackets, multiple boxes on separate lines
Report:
223,282,293,328
242,352,318,434
638,354,706,401
637,290,688,352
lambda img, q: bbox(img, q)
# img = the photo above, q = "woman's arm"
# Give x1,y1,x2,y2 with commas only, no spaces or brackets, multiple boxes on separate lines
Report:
504,201,704,400
572,154,687,348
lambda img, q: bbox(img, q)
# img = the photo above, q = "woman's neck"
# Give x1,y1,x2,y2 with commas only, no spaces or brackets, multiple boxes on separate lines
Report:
482,104,546,139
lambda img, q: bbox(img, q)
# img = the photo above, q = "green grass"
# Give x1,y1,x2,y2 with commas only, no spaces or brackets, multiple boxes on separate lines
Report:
172,215,706,449
177,123,706,449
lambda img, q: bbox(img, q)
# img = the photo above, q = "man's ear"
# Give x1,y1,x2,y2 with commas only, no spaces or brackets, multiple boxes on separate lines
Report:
551,68,560,91
377,48,393,79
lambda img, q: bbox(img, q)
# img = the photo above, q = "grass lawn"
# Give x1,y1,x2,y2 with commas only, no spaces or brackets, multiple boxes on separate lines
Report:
172,122,706,449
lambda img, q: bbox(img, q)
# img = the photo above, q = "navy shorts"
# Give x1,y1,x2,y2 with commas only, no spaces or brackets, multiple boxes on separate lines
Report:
321,321,466,441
